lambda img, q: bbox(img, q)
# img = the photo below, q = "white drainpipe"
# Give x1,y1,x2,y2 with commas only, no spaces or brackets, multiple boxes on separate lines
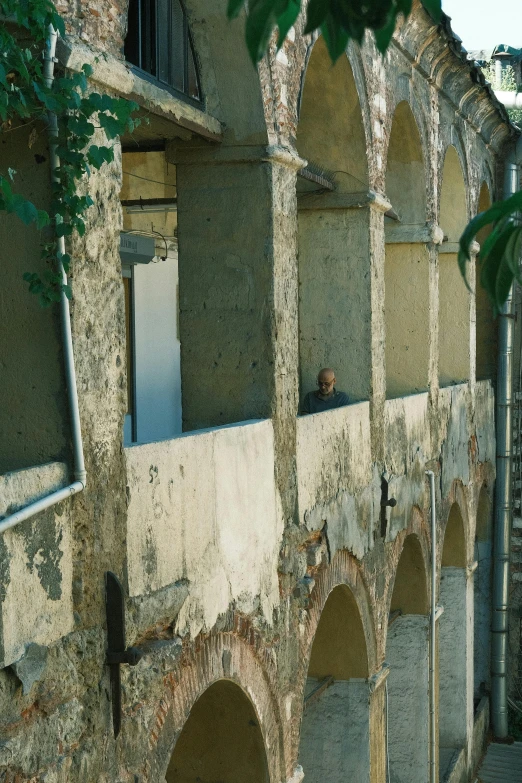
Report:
426,470,437,783
0,25,86,534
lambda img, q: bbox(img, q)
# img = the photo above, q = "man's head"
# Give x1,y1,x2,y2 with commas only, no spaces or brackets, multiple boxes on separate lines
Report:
317,367,336,398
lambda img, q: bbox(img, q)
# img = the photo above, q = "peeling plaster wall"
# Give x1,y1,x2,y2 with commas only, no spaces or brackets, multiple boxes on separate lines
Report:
126,420,282,637
0,464,73,667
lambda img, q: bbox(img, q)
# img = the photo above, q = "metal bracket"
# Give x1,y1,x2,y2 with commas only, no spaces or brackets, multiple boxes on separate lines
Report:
105,571,145,737
380,474,397,539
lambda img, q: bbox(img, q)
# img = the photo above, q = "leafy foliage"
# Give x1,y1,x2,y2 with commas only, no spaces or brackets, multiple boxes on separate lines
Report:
459,192,522,313
482,61,522,125
227,0,442,64
0,0,140,305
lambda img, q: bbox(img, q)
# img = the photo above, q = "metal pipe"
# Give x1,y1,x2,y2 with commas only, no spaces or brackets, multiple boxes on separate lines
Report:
426,470,437,783
490,144,520,738
0,25,86,533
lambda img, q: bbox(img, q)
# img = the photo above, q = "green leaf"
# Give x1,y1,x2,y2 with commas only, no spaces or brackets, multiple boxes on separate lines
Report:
13,196,39,225
374,12,397,55
321,11,349,61
480,222,517,310
245,0,278,64
277,0,300,46
421,0,442,23
59,253,71,273
396,0,413,16
87,144,114,168
304,0,328,35
227,0,246,19
98,112,123,139
36,209,50,229
503,225,522,276
459,191,522,265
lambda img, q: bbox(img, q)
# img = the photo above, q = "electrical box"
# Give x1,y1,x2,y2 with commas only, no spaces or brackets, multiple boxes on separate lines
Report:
119,232,156,265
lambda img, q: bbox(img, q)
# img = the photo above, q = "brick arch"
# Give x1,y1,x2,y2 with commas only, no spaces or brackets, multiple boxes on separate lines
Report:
290,34,372,156
440,480,472,570
286,550,377,765
148,630,286,783
383,98,429,225
385,81,430,169
382,506,431,633
438,127,471,222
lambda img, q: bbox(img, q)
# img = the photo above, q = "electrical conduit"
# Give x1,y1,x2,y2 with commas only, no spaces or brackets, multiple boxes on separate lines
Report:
0,25,86,535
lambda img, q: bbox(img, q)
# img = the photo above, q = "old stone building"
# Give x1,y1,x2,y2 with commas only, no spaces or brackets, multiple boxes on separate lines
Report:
0,1,519,781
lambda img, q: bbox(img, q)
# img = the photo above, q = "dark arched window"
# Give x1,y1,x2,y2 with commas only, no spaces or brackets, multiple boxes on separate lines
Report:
124,0,201,104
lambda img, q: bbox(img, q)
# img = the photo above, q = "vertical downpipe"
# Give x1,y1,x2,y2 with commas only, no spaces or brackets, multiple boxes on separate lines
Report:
491,158,518,738
426,470,437,783
43,25,86,487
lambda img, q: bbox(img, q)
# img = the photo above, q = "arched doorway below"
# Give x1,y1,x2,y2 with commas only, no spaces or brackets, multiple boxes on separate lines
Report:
165,679,270,783
439,503,471,779
298,585,371,782
386,534,430,783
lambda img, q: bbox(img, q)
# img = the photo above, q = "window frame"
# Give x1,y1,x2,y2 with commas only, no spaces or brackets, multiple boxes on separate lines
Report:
124,0,203,109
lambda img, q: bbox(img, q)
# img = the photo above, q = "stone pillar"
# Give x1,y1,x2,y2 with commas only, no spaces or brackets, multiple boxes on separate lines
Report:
299,678,372,783
438,568,474,772
297,190,387,459
386,615,430,783
171,143,301,520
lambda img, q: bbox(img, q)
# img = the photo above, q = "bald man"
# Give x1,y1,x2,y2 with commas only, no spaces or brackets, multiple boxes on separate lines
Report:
301,368,350,415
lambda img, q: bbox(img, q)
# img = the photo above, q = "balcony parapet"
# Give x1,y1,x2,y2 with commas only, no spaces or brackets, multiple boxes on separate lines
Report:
125,419,282,639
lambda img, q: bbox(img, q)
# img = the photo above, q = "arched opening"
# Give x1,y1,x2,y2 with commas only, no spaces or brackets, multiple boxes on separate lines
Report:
384,102,429,398
298,585,371,782
475,182,497,381
439,146,470,387
297,38,372,408
439,502,471,778
386,535,430,782
474,486,493,699
166,680,270,783
297,37,368,194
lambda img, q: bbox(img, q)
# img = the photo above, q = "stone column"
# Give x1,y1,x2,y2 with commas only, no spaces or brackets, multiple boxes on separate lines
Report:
386,615,430,783
170,143,301,520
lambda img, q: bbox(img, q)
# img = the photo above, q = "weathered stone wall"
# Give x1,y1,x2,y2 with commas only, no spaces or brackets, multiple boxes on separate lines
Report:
0,1,514,780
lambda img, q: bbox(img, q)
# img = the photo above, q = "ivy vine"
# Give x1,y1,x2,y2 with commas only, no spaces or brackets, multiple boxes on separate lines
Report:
0,0,140,305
